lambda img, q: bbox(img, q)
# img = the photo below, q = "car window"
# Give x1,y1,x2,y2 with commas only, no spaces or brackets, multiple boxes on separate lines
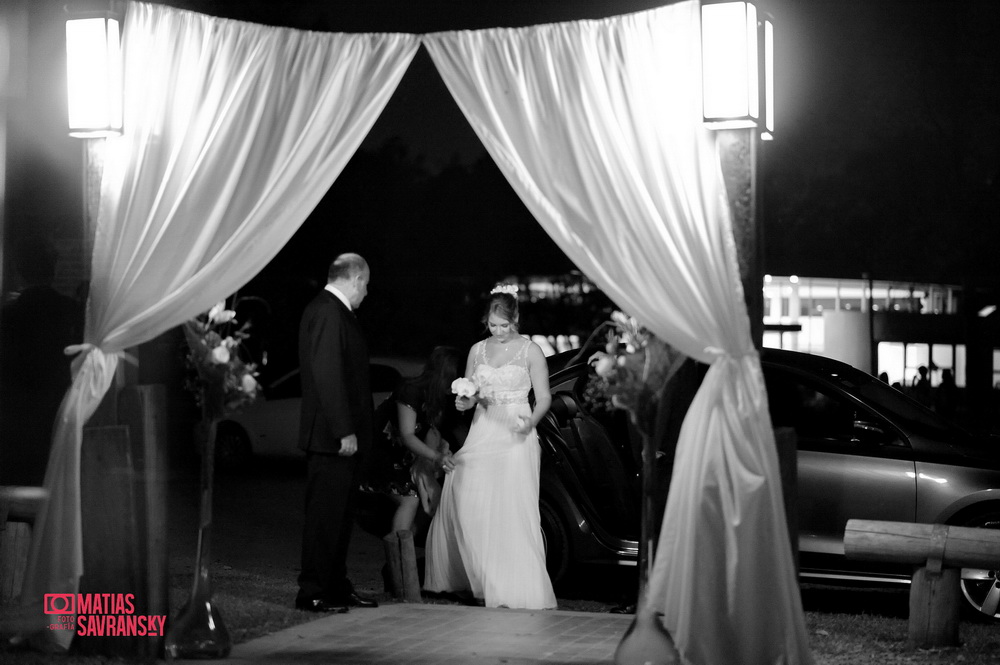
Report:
370,363,403,394
764,368,905,450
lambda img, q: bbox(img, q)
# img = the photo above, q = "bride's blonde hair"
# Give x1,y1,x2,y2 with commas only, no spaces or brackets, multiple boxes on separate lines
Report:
483,282,519,332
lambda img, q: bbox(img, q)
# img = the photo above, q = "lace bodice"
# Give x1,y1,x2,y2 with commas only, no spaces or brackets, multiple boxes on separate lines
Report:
472,338,531,406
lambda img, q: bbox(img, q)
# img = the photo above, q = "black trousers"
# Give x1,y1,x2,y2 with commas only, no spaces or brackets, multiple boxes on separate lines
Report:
297,451,359,602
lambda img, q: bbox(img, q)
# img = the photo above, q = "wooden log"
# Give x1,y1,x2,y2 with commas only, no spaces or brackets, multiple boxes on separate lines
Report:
845,519,1000,650
0,486,48,523
0,487,48,606
76,426,144,658
844,519,1000,569
382,532,404,599
0,522,32,605
397,530,423,603
774,427,799,574
118,384,169,660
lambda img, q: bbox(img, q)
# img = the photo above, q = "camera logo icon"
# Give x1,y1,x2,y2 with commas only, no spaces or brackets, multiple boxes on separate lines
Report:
43,594,75,614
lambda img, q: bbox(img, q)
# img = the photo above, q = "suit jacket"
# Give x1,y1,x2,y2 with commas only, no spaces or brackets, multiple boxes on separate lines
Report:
298,290,373,456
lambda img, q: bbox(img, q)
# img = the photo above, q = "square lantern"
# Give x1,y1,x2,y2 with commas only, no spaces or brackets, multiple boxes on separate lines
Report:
66,7,123,137
701,1,774,139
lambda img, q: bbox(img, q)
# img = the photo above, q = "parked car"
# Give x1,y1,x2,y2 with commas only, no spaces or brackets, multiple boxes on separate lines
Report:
349,344,1000,618
533,347,1000,619
213,355,423,466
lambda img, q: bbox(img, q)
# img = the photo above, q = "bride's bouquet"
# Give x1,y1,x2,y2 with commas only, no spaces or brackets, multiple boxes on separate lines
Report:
450,377,478,398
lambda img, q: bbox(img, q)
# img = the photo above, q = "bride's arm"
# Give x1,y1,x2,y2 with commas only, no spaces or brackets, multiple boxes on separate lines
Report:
455,344,478,412
516,342,551,433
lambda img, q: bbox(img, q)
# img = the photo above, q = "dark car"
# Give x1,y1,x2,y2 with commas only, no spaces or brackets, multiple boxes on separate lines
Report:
534,347,1000,619
213,356,423,465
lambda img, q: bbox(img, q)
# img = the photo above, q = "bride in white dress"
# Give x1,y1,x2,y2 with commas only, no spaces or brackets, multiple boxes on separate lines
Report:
423,284,557,609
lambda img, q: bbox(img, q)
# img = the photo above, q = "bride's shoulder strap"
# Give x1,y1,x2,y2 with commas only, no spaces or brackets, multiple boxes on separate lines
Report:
515,336,531,362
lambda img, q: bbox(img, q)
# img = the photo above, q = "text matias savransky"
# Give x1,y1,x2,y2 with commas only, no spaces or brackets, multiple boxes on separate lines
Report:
44,593,167,637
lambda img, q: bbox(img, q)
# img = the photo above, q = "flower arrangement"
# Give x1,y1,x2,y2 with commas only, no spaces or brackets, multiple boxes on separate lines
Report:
584,311,686,436
183,300,260,420
450,377,478,398
490,283,518,296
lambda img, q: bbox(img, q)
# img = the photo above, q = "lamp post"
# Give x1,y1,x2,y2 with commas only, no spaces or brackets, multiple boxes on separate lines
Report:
64,5,172,662
66,0,124,262
701,0,800,580
66,6,123,138
701,0,774,348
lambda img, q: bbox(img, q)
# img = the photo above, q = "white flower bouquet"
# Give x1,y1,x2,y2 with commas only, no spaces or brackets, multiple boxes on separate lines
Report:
184,299,260,419
584,310,686,436
451,377,478,398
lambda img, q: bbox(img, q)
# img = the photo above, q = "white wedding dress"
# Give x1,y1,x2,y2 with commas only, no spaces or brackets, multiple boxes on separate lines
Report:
423,338,557,609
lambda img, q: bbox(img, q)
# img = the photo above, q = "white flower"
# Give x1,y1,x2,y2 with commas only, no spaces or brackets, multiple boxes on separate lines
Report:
610,310,632,327
592,352,616,378
489,284,518,296
208,302,237,325
223,336,238,349
241,373,258,395
451,377,478,398
210,344,231,364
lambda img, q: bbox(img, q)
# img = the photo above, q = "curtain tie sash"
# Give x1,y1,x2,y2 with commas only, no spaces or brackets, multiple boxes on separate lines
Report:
64,343,138,376
703,346,758,362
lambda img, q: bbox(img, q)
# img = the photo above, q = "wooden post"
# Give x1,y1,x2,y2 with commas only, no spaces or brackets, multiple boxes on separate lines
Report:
773,427,799,574
76,426,153,659
845,519,1000,650
909,566,961,649
0,486,48,605
382,532,404,599
118,385,169,659
397,530,422,603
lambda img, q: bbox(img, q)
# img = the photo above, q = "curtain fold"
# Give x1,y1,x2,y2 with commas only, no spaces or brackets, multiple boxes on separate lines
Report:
19,2,418,649
424,3,812,664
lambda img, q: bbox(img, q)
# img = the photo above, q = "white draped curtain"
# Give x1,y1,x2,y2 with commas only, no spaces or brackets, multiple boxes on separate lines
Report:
20,2,418,650
21,1,813,662
424,3,812,664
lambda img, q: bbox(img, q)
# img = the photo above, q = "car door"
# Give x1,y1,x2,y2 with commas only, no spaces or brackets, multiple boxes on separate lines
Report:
763,365,917,576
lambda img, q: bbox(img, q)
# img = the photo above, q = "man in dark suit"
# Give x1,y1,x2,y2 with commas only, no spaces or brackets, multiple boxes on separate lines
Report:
295,253,379,612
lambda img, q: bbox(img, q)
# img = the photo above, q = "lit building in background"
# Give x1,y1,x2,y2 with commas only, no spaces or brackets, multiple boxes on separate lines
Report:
511,271,1000,401
761,275,981,388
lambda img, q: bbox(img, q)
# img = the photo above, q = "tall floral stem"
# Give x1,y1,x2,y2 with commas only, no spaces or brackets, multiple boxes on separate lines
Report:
613,426,679,665
164,413,231,660
638,431,656,598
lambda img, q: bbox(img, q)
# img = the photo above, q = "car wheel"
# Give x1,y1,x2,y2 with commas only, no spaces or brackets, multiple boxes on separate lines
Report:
959,510,1000,620
214,422,253,471
539,497,571,587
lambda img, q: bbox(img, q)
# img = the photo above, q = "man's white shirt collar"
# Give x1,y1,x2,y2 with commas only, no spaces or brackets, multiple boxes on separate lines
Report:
325,284,352,311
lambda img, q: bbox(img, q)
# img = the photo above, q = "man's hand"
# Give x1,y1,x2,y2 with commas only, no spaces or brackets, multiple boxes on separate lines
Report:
339,433,358,456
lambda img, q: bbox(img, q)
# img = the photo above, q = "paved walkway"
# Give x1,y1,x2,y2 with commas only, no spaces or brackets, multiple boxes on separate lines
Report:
225,603,635,665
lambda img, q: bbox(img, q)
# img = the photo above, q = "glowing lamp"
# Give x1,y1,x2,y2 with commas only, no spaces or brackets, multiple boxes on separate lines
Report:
66,9,123,137
701,1,774,139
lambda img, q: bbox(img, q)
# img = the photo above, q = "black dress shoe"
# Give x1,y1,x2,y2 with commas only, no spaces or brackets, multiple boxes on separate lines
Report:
337,590,378,608
295,597,349,613
609,602,636,615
